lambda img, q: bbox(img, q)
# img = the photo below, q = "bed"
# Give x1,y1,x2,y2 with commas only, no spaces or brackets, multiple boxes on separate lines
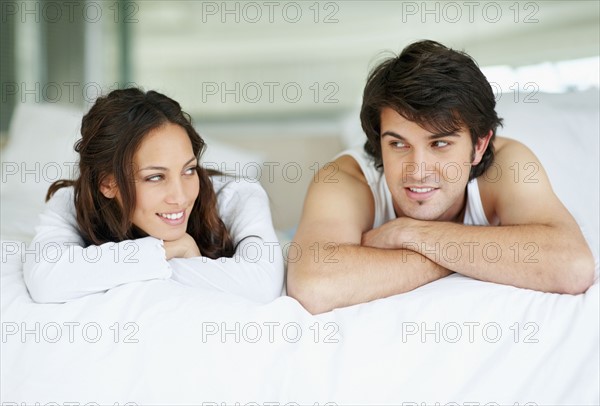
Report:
1,89,599,404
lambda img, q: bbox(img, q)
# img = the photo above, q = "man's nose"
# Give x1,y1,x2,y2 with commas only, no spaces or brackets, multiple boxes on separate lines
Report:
403,149,438,183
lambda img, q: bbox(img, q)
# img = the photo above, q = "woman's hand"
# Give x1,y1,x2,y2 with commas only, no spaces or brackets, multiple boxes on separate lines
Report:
163,233,201,260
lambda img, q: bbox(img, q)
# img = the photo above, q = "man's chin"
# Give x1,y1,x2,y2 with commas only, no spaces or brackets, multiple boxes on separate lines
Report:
406,213,440,221
398,206,444,222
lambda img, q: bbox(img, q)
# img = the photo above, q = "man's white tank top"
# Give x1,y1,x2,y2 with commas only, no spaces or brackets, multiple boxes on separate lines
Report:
335,147,497,228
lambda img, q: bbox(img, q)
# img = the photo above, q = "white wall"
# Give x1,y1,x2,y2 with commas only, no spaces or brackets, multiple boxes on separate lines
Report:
128,1,600,119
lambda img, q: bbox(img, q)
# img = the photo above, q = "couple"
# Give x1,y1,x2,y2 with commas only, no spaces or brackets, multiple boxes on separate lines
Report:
25,40,594,313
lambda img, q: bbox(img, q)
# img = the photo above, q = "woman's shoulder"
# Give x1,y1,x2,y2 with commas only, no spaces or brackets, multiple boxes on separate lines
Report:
46,185,76,212
39,186,79,233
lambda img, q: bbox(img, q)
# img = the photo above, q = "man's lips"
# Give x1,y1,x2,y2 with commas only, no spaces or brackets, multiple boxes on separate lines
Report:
404,186,438,200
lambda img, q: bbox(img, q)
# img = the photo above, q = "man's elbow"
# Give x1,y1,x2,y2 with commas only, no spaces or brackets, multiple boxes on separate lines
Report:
555,251,596,295
286,264,335,315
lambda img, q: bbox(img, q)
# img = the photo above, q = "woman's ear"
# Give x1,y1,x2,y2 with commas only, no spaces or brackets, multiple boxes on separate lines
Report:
472,130,493,166
99,176,118,199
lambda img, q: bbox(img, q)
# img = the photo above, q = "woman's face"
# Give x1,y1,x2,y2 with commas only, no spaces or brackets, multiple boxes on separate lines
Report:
128,123,199,242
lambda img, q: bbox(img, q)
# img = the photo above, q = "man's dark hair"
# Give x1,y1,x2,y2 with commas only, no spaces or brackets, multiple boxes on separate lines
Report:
360,40,503,180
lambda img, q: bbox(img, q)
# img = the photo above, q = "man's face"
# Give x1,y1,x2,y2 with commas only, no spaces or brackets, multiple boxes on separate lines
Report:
379,107,488,222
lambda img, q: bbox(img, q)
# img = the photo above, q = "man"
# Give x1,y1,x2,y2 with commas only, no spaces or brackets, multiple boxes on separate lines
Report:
287,40,595,314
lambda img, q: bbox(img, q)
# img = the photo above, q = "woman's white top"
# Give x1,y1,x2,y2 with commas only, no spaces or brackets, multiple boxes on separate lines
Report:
23,177,284,304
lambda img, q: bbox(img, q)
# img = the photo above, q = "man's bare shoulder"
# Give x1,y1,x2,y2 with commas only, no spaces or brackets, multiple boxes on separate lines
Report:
332,154,369,184
295,153,376,244
478,136,556,223
480,136,545,189
493,136,534,160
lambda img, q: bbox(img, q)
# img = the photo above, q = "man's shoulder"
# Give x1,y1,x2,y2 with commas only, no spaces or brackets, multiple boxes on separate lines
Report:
332,146,388,187
332,154,369,184
300,151,377,233
493,136,531,159
481,136,541,185
477,136,547,219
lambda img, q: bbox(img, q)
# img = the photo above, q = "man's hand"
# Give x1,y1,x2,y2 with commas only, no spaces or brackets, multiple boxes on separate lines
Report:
361,217,415,249
163,233,201,260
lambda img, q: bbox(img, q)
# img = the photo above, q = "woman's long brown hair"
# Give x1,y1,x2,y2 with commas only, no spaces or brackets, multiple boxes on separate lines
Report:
47,88,235,259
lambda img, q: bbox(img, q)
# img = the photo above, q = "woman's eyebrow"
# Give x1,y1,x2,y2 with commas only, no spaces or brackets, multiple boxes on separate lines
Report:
139,157,196,172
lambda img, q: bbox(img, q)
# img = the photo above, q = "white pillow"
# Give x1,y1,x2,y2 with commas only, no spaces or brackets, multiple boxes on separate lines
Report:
200,134,265,181
1,103,82,242
1,102,82,198
495,88,599,260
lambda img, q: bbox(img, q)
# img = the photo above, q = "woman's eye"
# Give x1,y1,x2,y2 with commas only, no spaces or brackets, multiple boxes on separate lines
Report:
145,174,163,182
184,166,197,175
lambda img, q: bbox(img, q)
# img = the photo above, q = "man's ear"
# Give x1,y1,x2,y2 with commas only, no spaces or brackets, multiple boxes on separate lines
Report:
99,175,118,199
472,130,493,166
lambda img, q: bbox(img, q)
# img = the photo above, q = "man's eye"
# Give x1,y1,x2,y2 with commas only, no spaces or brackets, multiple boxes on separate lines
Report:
391,141,407,149
433,140,449,148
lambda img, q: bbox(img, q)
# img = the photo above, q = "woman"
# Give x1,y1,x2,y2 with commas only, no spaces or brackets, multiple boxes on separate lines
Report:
24,88,284,303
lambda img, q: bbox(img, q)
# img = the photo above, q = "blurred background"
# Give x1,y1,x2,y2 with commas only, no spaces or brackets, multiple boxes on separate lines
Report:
1,0,599,231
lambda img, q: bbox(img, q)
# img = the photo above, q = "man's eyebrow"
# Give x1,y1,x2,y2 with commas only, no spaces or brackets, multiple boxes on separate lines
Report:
139,157,196,171
381,131,405,140
381,131,460,140
428,132,460,139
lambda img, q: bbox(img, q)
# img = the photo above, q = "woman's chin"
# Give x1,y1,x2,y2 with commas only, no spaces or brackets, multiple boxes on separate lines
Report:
149,229,188,242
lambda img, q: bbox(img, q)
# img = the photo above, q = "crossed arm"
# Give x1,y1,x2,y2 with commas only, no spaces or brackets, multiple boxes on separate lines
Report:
287,141,595,314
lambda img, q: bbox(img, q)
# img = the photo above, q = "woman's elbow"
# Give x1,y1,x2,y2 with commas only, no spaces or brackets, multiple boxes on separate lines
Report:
23,264,68,304
247,261,285,304
25,280,68,304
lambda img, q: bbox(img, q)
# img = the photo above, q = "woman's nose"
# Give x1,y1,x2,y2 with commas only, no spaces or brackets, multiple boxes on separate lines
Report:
165,179,187,205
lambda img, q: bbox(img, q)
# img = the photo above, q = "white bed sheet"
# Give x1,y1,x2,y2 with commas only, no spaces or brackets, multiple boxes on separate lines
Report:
2,239,598,404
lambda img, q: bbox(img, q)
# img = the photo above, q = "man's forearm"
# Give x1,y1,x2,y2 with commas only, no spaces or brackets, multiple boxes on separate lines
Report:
287,242,452,314
398,220,594,294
